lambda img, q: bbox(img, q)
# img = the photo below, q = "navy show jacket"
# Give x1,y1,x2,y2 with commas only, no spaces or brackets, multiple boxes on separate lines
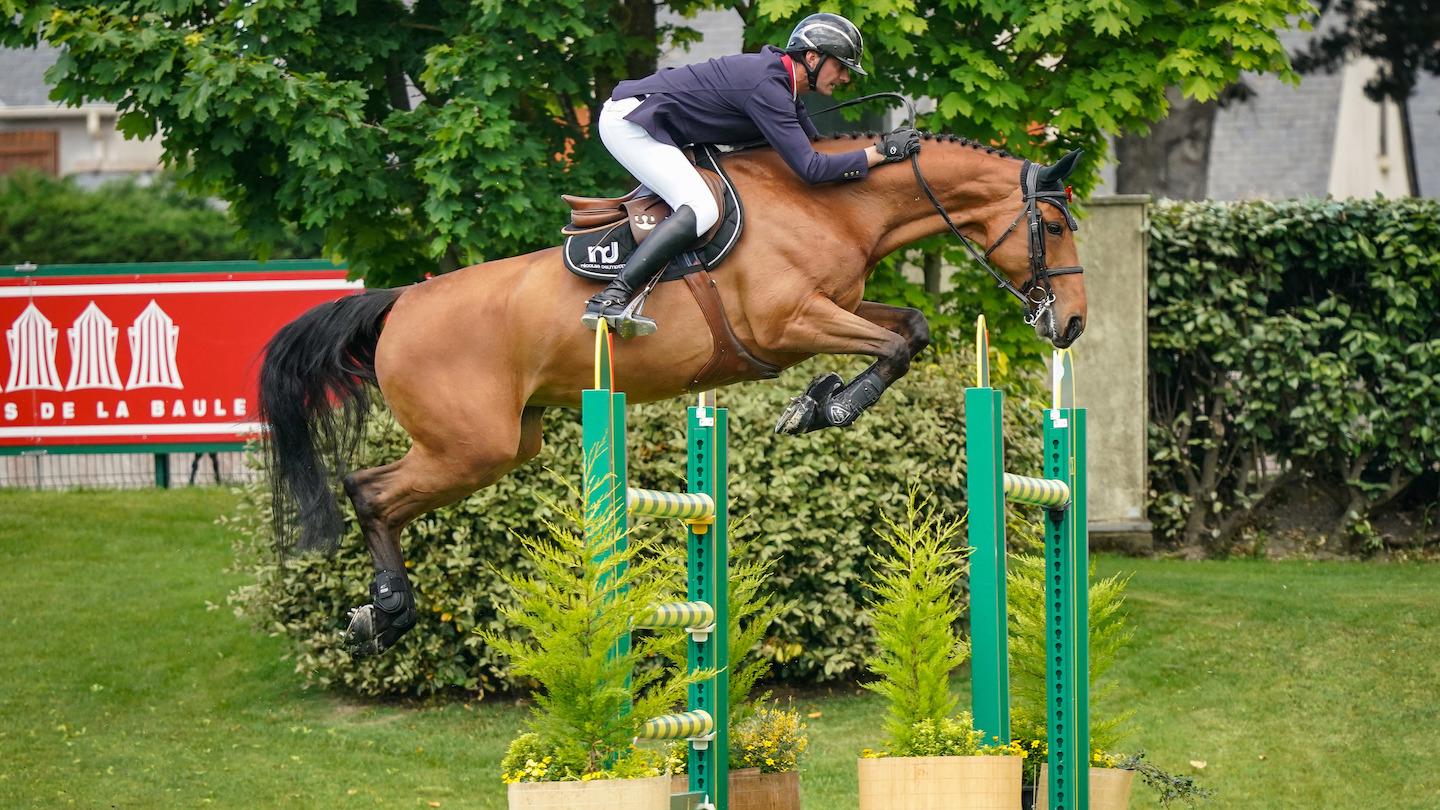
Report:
611,45,870,185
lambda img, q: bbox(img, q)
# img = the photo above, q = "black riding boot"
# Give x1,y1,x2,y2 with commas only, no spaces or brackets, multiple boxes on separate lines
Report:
581,205,699,337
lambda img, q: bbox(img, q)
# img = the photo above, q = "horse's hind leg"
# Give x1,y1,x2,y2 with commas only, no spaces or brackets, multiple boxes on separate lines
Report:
341,406,546,657
773,299,930,435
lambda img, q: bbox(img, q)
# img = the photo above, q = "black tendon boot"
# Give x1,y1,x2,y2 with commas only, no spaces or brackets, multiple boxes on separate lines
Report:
345,569,417,658
581,205,699,337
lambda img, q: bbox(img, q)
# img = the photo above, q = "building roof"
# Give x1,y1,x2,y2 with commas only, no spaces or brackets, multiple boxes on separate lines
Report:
0,44,111,110
1207,22,1345,200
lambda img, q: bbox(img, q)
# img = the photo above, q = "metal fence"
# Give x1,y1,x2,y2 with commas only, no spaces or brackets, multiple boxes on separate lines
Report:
0,450,258,490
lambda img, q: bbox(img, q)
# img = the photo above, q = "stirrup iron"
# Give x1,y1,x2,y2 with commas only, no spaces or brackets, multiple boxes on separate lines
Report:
607,270,665,338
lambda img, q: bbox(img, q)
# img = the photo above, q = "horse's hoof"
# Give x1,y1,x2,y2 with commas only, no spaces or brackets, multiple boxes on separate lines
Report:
345,604,386,658
774,374,845,435
775,394,820,435
344,601,416,658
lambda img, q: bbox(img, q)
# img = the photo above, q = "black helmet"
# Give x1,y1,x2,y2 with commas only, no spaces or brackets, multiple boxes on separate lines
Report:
786,13,867,76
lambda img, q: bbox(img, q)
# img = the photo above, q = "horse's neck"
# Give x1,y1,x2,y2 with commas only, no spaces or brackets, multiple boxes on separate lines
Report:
719,137,1019,270
867,141,1021,260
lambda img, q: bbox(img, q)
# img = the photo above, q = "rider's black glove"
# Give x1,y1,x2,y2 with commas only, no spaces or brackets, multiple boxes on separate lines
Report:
877,127,921,163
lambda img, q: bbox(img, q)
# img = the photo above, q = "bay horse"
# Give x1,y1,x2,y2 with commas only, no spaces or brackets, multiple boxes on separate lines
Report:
259,132,1088,657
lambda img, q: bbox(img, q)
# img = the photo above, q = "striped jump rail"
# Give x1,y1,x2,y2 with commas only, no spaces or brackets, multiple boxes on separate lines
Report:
627,487,716,532
637,600,717,642
1002,472,1071,508
637,600,715,629
638,709,716,744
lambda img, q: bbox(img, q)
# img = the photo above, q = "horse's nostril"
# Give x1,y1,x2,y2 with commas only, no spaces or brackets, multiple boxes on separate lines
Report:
1065,315,1084,342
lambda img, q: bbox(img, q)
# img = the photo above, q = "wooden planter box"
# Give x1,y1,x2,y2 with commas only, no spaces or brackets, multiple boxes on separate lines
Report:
857,755,1022,810
1033,766,1136,810
670,768,801,810
509,774,671,810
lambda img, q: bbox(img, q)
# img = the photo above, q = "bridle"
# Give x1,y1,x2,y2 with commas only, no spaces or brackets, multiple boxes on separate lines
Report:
810,92,1085,332
912,156,1084,330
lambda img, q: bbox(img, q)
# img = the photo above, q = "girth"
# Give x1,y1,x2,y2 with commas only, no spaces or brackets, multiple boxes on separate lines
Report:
683,272,781,391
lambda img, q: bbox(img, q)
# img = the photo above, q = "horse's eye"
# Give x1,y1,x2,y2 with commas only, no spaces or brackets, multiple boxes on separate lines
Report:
1045,222,1064,236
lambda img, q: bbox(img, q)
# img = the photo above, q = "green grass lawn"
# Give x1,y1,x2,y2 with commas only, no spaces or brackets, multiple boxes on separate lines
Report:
2,488,1437,808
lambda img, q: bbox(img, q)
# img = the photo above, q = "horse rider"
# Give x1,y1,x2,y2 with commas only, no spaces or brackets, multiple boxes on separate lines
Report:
581,12,922,336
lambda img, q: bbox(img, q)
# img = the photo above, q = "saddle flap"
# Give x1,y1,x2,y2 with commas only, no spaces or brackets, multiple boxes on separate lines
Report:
562,145,744,282
622,196,672,244
615,169,728,246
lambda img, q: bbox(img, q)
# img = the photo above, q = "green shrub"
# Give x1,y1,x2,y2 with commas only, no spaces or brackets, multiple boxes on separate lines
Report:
0,169,317,264
483,481,700,781
227,349,1048,697
1148,198,1440,552
861,492,969,754
1007,551,1134,765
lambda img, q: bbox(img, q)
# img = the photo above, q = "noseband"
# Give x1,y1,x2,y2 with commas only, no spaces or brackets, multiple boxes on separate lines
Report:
911,154,1085,330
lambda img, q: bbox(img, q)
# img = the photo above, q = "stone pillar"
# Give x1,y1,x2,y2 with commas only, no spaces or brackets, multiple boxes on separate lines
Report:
1069,195,1152,552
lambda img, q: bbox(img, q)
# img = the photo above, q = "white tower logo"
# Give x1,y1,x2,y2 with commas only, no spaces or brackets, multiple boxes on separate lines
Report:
126,300,183,389
66,302,124,390
5,303,64,392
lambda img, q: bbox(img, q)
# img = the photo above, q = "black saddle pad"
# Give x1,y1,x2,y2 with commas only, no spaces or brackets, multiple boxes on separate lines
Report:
562,145,744,282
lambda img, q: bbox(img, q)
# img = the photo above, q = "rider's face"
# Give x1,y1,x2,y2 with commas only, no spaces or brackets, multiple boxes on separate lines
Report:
807,54,852,96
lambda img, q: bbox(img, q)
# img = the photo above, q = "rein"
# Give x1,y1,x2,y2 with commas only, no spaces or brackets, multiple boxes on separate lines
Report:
810,92,1085,330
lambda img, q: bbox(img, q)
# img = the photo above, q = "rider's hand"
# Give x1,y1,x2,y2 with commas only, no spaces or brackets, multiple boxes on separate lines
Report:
877,127,921,163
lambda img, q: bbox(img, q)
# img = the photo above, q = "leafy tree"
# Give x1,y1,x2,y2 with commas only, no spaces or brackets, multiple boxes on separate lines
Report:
5,0,1307,317
742,0,1311,352
1,0,710,285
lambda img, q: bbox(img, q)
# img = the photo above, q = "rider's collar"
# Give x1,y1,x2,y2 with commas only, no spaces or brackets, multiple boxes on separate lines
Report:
780,53,797,101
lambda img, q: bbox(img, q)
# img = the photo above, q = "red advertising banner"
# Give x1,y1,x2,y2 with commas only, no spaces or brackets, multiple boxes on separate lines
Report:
0,260,359,451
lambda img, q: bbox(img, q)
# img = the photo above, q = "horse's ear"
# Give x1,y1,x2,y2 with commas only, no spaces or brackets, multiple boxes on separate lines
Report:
1037,149,1083,187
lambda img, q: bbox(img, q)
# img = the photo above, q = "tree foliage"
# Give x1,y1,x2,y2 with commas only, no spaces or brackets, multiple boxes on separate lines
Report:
1293,0,1439,105
481,480,706,777
0,0,703,285
4,0,1310,295
861,492,969,754
745,0,1313,353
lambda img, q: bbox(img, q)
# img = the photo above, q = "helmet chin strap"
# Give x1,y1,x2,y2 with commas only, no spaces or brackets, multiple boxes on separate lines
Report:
803,53,829,91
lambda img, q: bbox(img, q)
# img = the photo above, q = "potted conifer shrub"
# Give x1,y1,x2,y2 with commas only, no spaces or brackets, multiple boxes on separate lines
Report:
667,531,804,810
1007,551,1137,810
485,484,707,810
856,494,1022,810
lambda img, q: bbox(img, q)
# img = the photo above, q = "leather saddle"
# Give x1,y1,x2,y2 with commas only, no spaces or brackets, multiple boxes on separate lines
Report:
556,146,775,391
561,169,729,247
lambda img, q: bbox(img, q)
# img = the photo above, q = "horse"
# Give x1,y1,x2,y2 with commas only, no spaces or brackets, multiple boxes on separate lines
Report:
258,131,1089,657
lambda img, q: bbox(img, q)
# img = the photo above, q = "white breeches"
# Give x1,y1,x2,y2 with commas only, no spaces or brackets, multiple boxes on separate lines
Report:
598,96,720,238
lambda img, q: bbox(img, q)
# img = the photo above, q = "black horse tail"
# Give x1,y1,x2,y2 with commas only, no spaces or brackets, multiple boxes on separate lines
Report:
259,287,402,554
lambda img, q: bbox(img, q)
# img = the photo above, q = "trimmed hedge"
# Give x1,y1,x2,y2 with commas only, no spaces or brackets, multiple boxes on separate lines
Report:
1148,197,1440,552
0,170,317,264
227,351,1047,697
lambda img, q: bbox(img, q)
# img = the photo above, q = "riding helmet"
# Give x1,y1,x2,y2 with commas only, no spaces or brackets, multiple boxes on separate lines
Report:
785,12,867,76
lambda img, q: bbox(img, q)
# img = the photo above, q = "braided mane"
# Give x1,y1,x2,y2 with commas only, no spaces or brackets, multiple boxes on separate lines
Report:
814,131,1017,160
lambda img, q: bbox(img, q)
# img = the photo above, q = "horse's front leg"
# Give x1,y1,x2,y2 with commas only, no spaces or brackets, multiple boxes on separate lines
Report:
773,299,930,435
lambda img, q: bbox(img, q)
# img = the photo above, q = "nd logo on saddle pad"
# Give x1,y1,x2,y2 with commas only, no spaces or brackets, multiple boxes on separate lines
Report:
561,145,744,282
